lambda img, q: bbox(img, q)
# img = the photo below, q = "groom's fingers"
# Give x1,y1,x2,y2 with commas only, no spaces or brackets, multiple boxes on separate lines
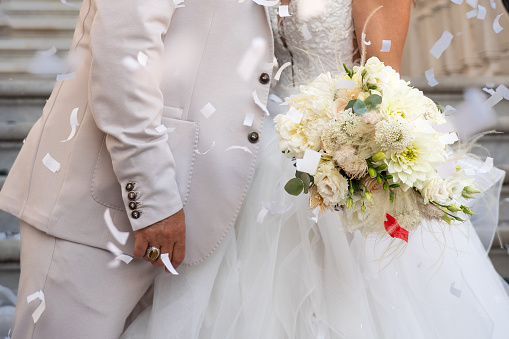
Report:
133,235,149,258
172,241,185,269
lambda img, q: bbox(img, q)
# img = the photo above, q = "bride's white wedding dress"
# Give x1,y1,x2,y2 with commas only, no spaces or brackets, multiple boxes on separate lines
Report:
122,1,509,338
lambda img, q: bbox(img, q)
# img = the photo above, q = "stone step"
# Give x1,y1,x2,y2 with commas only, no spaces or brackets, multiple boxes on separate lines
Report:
1,0,80,14
1,16,77,31
0,36,72,52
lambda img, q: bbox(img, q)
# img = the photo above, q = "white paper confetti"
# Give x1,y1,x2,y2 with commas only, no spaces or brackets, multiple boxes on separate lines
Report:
466,0,477,8
483,87,496,96
106,241,123,256
243,112,255,126
252,0,279,6
104,209,129,245
466,9,478,19
155,124,168,133
425,69,439,87
464,168,476,176
484,91,503,108
195,141,216,155
257,207,269,224
200,102,216,118
161,253,179,275
286,106,303,124
42,153,61,173
489,0,496,9
121,56,141,72
361,32,371,46
268,93,283,103
477,5,486,20
296,149,321,175
60,0,81,8
432,122,455,133
27,290,45,323
137,51,148,67
438,132,459,145
61,107,80,142
335,79,356,90
450,0,463,4
496,84,509,100
274,62,291,81
298,0,325,21
450,282,462,298
436,162,457,179
253,91,270,115
237,37,267,82
429,31,453,59
478,157,494,173
225,145,253,154
114,254,133,264
380,40,391,52
493,14,504,33
278,5,291,17
56,72,76,81
173,0,185,8
41,46,57,57
302,23,312,41
443,105,457,114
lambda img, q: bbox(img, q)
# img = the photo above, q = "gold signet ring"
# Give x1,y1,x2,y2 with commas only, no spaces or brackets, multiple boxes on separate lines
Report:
146,246,161,261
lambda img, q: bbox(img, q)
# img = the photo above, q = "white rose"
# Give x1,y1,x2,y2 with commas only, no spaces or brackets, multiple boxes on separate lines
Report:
364,57,385,74
314,161,349,206
422,175,449,204
444,171,474,198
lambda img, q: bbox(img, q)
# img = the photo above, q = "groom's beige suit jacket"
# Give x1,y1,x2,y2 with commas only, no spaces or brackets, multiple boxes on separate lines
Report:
0,0,274,265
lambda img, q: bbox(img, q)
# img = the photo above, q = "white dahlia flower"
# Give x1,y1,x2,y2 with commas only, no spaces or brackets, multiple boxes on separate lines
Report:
385,124,445,191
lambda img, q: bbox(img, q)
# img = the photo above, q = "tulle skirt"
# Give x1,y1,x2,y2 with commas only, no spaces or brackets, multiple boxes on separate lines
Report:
122,118,509,339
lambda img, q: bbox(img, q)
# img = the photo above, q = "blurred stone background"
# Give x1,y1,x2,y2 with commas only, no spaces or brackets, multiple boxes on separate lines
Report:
0,0,508,335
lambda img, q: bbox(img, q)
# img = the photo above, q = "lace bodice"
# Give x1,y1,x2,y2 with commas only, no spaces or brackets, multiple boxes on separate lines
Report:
269,0,355,98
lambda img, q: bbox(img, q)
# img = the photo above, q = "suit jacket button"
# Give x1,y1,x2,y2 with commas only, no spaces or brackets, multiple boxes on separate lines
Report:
125,182,135,191
131,210,141,219
248,131,259,143
128,201,137,210
127,191,137,200
259,72,270,84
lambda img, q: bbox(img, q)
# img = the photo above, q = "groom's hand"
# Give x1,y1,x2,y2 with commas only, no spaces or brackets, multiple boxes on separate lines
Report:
133,209,186,271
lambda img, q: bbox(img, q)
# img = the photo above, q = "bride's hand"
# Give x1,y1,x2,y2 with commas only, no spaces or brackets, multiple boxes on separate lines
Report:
133,209,186,272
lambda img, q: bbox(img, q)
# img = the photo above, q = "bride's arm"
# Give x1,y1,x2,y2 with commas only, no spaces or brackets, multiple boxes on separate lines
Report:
352,0,412,72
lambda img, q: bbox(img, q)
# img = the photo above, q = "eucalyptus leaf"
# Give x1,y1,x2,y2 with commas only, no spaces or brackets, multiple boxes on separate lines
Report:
345,99,357,111
364,94,382,110
352,100,368,114
301,173,311,194
284,178,304,196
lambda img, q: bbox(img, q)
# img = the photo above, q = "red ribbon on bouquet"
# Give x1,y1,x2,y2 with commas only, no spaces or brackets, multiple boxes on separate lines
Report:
384,213,408,242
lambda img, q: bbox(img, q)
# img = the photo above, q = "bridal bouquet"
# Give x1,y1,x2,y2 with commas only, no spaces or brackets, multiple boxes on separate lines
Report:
274,57,480,241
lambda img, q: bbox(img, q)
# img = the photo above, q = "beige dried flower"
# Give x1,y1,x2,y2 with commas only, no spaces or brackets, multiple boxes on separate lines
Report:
309,185,329,212
333,145,368,179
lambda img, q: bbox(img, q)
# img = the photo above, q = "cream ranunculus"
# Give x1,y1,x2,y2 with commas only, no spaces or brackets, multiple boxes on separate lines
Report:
422,174,449,204
314,161,349,206
274,114,322,158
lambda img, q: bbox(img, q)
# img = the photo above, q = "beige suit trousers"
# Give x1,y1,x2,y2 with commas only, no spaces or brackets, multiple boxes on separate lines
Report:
12,221,159,339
